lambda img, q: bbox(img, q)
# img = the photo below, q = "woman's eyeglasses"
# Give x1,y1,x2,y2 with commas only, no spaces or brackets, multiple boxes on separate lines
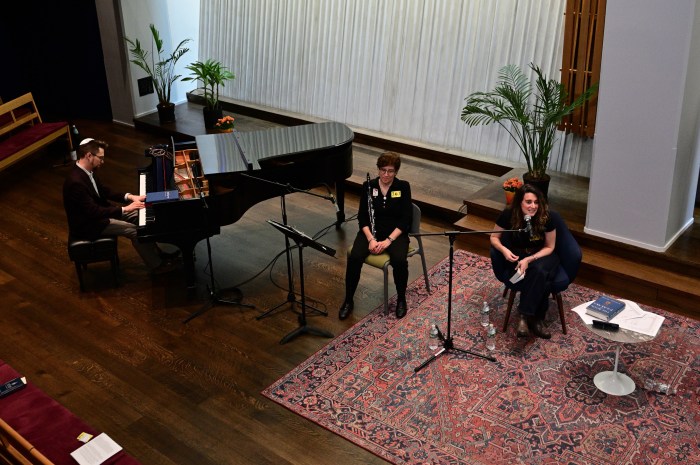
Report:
378,168,396,175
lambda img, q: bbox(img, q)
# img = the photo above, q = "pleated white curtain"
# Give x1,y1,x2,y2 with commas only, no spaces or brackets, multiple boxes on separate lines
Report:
199,0,592,176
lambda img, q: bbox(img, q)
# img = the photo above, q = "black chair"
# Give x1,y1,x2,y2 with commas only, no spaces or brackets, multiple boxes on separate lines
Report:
67,236,119,291
490,211,581,335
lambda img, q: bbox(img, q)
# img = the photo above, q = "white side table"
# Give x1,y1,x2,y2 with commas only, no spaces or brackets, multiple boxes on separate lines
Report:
586,323,658,395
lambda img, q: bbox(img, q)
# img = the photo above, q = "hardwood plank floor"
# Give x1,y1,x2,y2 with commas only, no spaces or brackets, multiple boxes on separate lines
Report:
0,115,697,465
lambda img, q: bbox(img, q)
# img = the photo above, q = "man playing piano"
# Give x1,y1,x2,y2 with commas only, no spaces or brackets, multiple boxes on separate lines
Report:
63,138,178,275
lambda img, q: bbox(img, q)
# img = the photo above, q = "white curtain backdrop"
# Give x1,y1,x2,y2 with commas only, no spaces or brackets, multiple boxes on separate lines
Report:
199,0,593,177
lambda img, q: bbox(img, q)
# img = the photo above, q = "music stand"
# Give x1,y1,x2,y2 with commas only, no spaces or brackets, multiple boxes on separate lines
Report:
183,177,255,324
267,219,336,344
412,228,522,372
238,173,336,320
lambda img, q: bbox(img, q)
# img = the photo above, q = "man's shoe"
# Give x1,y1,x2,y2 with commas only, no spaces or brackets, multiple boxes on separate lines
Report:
158,247,181,260
527,316,551,339
151,260,178,276
339,300,354,320
517,316,529,338
395,299,407,319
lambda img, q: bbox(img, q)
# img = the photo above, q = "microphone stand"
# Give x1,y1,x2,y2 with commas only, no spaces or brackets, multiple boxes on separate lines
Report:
412,227,523,372
236,173,337,320
183,175,254,324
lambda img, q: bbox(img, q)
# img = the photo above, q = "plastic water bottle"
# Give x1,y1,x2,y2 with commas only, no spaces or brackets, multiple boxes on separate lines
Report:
481,301,490,327
486,324,496,351
429,324,439,350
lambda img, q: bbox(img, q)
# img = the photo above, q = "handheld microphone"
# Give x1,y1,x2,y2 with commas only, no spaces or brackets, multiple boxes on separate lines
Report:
524,215,533,238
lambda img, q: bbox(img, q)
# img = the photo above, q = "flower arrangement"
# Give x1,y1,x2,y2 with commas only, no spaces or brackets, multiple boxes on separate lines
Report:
503,177,523,192
215,115,235,131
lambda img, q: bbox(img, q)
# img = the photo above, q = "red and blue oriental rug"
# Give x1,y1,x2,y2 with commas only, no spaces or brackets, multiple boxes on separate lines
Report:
262,251,700,465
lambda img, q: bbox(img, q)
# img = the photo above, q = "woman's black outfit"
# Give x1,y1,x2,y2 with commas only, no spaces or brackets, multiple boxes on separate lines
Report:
495,208,559,318
343,177,412,315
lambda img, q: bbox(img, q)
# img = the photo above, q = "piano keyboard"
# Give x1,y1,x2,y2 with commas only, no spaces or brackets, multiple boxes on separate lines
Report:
138,173,147,226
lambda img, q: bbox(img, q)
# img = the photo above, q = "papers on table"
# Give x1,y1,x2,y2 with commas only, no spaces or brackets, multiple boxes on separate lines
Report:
572,299,664,337
70,433,122,465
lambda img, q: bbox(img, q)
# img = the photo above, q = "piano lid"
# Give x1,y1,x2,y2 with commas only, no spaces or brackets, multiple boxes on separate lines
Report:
195,122,354,175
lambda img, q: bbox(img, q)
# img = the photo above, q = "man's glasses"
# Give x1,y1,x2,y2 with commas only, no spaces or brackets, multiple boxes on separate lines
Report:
378,168,396,175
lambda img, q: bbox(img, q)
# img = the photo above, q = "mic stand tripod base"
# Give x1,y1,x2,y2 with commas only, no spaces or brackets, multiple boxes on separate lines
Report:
414,328,496,373
257,293,327,321
183,285,255,324
280,320,334,345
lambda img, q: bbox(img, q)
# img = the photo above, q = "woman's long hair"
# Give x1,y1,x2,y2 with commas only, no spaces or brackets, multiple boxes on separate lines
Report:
509,184,550,236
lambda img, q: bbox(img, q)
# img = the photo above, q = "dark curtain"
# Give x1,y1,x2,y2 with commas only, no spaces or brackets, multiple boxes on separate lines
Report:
0,0,111,121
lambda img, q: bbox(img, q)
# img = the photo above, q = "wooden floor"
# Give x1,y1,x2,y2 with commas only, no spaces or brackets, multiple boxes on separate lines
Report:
0,109,698,465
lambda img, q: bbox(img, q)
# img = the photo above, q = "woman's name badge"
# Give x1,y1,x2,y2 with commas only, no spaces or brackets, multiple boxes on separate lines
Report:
391,191,401,198
372,188,378,197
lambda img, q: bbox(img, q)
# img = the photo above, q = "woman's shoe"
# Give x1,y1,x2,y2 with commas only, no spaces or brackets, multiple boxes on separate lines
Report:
517,316,529,337
527,316,551,339
339,300,354,320
395,299,407,318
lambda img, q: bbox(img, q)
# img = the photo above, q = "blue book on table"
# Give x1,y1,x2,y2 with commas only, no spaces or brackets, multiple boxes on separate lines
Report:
585,295,626,321
146,190,179,204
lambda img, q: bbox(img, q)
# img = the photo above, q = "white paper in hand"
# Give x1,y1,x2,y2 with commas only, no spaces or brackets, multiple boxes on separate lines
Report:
510,268,525,284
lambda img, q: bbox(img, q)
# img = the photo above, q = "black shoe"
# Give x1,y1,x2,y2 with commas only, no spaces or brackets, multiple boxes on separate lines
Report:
517,316,529,338
527,316,551,339
395,299,407,319
158,247,181,260
339,300,354,320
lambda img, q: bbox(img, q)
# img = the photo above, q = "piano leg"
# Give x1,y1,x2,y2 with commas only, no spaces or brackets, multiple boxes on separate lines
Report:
335,181,346,228
179,243,198,289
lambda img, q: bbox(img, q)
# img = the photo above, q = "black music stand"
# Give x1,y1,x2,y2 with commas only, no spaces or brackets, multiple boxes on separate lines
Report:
239,173,336,321
183,179,255,324
412,228,522,372
267,219,336,344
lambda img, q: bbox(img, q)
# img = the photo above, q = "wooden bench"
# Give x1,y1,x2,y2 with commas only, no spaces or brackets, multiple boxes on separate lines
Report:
0,361,141,465
0,93,71,172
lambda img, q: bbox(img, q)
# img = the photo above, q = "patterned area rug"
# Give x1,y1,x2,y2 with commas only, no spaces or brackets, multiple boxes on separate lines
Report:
262,251,700,465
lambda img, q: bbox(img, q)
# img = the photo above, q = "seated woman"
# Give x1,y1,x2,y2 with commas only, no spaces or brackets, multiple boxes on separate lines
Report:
490,184,559,339
339,151,413,320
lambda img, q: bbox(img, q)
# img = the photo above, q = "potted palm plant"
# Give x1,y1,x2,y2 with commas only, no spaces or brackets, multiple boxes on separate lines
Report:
125,24,191,123
182,59,236,129
461,63,598,196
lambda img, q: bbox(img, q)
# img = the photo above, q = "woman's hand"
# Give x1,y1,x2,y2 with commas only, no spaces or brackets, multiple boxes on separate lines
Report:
502,248,519,262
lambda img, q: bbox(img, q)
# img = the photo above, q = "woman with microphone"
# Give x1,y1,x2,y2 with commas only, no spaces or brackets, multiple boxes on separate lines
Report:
490,184,559,338
339,151,413,320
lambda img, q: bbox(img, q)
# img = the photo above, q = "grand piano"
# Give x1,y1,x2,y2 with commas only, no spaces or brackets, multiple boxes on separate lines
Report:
137,122,354,287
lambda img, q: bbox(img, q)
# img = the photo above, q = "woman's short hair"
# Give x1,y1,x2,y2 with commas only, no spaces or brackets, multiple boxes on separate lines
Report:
376,151,402,171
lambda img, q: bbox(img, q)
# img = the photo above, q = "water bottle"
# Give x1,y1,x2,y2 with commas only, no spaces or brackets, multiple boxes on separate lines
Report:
486,324,496,351
429,324,439,350
481,301,490,327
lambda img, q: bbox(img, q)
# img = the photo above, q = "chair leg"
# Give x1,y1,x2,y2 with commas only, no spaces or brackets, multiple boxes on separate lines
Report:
419,251,431,294
383,265,390,313
74,262,85,292
111,257,119,287
555,293,567,334
502,286,508,298
502,289,516,332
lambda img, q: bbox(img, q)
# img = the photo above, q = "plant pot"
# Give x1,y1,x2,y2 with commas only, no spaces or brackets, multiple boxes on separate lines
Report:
157,102,176,124
203,107,223,129
523,172,551,198
504,190,516,205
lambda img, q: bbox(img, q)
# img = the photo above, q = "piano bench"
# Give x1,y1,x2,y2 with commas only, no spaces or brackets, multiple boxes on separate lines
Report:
67,237,119,292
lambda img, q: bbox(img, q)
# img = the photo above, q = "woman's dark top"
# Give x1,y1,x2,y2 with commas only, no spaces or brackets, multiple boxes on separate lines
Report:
357,177,412,240
495,208,555,255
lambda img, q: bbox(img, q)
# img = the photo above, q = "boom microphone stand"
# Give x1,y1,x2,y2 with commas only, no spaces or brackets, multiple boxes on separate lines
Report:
183,177,255,324
412,227,522,372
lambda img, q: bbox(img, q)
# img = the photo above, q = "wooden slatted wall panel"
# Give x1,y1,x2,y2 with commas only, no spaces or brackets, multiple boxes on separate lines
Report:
560,0,606,137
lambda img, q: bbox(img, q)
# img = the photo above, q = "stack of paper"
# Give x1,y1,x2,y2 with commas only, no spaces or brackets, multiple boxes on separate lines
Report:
572,299,664,337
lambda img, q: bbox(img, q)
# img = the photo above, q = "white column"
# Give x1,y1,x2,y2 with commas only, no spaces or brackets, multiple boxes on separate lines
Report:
586,0,700,251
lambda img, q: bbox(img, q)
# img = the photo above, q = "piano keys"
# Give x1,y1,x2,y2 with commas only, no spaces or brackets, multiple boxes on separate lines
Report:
137,122,354,287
